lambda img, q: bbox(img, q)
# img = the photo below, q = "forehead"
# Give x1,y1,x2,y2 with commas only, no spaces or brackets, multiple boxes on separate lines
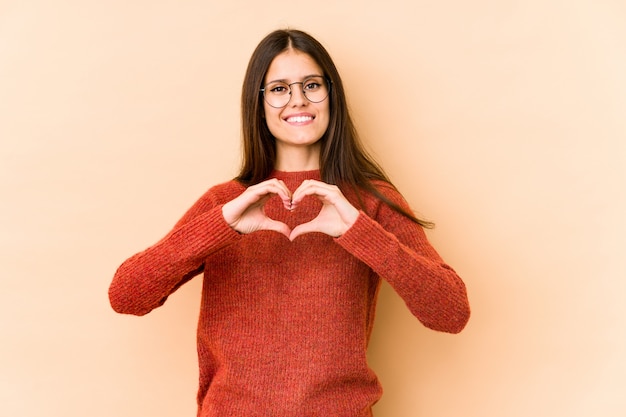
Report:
265,50,323,83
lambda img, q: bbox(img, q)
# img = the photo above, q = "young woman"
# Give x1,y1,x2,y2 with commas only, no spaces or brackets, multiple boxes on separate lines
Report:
109,29,470,417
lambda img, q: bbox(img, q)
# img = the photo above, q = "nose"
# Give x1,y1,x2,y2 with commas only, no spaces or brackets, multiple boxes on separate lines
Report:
288,82,308,106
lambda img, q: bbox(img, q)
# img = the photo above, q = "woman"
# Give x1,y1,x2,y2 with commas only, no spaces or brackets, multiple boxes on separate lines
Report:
109,29,470,417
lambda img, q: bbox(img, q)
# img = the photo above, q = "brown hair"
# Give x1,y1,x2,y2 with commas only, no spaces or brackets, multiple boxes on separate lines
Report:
237,29,432,228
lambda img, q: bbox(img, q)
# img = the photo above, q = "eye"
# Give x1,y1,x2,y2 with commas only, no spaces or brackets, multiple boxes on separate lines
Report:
304,80,322,91
268,83,289,95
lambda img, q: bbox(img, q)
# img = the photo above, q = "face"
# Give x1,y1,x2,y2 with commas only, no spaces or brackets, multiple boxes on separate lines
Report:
262,49,330,151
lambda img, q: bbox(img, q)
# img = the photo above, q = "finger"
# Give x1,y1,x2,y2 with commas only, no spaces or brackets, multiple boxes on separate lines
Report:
251,179,292,201
223,191,270,225
292,179,333,197
291,180,339,208
246,180,292,209
293,184,359,230
223,180,292,226
270,179,293,208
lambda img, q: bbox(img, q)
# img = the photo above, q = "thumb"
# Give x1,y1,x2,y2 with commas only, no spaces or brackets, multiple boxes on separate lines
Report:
289,220,318,241
264,219,292,239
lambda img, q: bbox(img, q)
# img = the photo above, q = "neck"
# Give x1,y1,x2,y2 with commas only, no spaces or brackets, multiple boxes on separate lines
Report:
274,143,321,172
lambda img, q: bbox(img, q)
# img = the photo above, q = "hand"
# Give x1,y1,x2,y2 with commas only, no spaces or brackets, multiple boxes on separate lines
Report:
222,179,293,238
289,180,359,241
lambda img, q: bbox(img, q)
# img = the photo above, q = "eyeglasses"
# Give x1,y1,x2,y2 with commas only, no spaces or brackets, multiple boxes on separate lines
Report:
260,76,331,108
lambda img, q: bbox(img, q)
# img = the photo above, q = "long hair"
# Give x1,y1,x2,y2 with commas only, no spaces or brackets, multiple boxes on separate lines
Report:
237,29,432,228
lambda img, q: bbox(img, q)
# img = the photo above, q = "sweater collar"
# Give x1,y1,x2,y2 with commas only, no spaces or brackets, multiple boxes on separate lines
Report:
269,169,321,190
270,169,321,182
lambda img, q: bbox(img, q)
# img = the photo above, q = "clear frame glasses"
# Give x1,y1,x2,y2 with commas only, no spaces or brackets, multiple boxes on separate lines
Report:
260,76,331,108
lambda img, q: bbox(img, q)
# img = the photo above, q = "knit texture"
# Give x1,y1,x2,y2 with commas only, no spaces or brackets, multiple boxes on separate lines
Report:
109,170,470,417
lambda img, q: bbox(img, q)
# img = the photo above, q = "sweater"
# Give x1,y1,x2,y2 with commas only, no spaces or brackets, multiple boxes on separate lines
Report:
108,169,470,417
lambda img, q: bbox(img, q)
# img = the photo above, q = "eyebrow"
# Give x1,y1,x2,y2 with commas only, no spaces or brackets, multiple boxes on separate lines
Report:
265,74,324,84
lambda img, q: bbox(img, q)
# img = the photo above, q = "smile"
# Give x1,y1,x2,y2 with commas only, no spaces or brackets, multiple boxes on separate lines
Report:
285,115,314,123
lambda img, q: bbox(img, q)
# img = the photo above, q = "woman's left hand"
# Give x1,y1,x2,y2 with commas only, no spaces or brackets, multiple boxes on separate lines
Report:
289,179,359,241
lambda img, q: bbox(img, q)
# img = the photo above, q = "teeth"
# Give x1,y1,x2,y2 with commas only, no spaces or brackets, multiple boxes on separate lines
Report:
287,116,313,123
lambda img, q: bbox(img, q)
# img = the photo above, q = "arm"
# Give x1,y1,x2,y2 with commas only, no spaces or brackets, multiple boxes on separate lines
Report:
108,189,241,316
336,187,470,334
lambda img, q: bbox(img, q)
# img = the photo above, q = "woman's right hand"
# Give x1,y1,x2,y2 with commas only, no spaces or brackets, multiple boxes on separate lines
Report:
221,179,292,238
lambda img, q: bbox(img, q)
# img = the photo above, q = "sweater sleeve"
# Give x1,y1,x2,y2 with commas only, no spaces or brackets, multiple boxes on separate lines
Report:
108,189,242,316
335,187,470,334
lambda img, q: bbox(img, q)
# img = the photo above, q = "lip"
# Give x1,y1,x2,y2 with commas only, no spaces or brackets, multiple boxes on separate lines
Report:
283,113,316,125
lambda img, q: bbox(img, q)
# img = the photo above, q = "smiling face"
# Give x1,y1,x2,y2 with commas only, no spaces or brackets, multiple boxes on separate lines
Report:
263,49,330,160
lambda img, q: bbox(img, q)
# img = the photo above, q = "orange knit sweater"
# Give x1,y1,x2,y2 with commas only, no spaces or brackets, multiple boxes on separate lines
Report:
109,170,470,417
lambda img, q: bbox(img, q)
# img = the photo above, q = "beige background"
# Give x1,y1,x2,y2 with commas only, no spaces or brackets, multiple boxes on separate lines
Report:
1,1,625,416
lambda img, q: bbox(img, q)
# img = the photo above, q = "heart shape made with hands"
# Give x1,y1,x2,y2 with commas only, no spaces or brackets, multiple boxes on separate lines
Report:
223,179,360,242
273,197,350,241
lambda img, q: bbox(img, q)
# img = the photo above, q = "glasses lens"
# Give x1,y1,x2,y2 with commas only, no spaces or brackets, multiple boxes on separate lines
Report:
262,77,330,108
263,81,291,108
302,77,329,103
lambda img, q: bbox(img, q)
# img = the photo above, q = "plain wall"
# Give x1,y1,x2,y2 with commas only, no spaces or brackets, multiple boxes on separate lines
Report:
1,1,625,416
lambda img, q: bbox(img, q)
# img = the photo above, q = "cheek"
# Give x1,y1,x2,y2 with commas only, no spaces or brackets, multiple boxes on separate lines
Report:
263,107,281,135
319,104,331,131
266,121,278,138
262,101,270,119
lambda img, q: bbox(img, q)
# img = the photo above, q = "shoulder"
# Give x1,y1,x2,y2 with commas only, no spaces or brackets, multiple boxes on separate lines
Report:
342,179,409,219
370,179,402,198
368,179,410,209
172,179,244,229
206,178,246,205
